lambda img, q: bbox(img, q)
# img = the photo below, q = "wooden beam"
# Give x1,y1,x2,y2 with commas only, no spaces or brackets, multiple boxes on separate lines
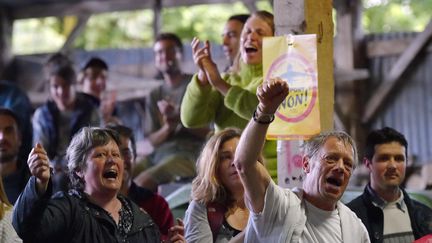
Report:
12,1,149,19
305,0,334,131
11,0,243,19
153,0,162,38
60,14,90,52
367,37,432,58
275,0,333,130
362,20,432,123
0,7,13,75
334,4,353,70
244,0,257,12
274,0,305,36
334,68,369,83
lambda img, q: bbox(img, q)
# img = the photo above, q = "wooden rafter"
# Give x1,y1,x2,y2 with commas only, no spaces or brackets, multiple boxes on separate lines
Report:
11,0,244,19
362,20,432,123
243,0,257,12
153,0,162,38
367,37,432,58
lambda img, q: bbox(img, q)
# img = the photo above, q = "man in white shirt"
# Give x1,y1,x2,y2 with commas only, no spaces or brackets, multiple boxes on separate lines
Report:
233,78,370,242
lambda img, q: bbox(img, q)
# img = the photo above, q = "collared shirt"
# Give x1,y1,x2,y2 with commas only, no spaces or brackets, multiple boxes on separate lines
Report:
367,184,414,243
367,184,406,213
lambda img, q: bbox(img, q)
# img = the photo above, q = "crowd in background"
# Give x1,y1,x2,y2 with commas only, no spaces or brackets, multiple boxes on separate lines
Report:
0,9,431,243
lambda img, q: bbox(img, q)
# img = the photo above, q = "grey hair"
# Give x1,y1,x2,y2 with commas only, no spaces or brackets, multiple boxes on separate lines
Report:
301,131,358,168
67,127,121,191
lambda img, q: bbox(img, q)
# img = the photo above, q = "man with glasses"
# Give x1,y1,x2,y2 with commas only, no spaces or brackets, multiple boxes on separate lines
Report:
233,78,370,242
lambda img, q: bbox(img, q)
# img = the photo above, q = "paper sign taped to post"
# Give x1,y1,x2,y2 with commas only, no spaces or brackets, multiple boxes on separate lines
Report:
263,34,320,140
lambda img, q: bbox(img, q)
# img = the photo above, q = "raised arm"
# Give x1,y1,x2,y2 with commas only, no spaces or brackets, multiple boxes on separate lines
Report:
27,143,51,194
234,78,288,213
13,143,53,238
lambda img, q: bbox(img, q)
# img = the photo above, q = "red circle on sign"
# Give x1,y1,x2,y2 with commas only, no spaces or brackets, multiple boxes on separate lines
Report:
265,52,318,123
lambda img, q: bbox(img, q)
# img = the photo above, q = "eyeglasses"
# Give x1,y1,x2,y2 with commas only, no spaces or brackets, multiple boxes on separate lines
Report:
321,154,354,174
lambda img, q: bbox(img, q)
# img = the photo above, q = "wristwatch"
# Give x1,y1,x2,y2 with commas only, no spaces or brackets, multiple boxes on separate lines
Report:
253,109,275,124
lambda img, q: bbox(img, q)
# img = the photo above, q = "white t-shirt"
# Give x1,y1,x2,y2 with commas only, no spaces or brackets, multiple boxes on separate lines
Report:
303,200,342,243
244,181,370,243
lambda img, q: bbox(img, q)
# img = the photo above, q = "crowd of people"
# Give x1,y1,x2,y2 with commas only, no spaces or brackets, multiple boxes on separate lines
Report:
0,9,431,243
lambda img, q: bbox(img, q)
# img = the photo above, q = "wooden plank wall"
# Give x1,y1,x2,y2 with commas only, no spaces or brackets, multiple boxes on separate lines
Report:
365,32,432,165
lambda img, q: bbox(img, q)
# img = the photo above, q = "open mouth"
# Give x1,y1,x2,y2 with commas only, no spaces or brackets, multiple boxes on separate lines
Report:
326,177,342,187
244,43,258,54
245,47,258,53
103,169,118,179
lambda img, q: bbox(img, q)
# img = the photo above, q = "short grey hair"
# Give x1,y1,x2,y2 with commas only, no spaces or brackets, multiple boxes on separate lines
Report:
301,131,358,168
67,127,121,191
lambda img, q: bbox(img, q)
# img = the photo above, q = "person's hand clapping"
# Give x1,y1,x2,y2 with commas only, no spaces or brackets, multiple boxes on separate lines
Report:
157,99,178,119
158,100,180,133
191,37,212,85
27,143,51,194
191,37,229,94
256,77,289,114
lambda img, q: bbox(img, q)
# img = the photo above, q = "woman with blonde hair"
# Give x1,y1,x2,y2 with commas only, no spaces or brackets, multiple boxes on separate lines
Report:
0,177,21,242
184,128,253,242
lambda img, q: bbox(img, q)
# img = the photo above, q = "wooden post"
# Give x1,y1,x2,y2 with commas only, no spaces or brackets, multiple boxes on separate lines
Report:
0,7,12,77
153,0,162,38
61,14,91,53
273,0,334,188
305,0,334,131
274,0,334,130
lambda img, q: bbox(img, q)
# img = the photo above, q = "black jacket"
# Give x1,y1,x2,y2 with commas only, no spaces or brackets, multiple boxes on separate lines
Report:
347,185,432,243
13,177,160,243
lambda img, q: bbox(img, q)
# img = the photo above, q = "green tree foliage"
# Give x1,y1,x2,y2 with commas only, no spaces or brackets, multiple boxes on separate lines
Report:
75,10,154,50
12,0,431,54
161,3,249,45
363,0,432,33
12,17,65,54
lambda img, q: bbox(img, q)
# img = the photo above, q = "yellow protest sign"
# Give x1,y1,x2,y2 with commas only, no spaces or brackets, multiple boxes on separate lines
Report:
263,34,320,140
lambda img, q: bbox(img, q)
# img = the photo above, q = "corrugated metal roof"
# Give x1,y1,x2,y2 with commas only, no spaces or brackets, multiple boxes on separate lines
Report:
366,32,432,164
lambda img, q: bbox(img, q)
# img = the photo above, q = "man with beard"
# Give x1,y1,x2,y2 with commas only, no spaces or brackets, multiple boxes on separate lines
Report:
0,81,33,165
134,33,209,192
0,108,29,203
348,127,432,243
